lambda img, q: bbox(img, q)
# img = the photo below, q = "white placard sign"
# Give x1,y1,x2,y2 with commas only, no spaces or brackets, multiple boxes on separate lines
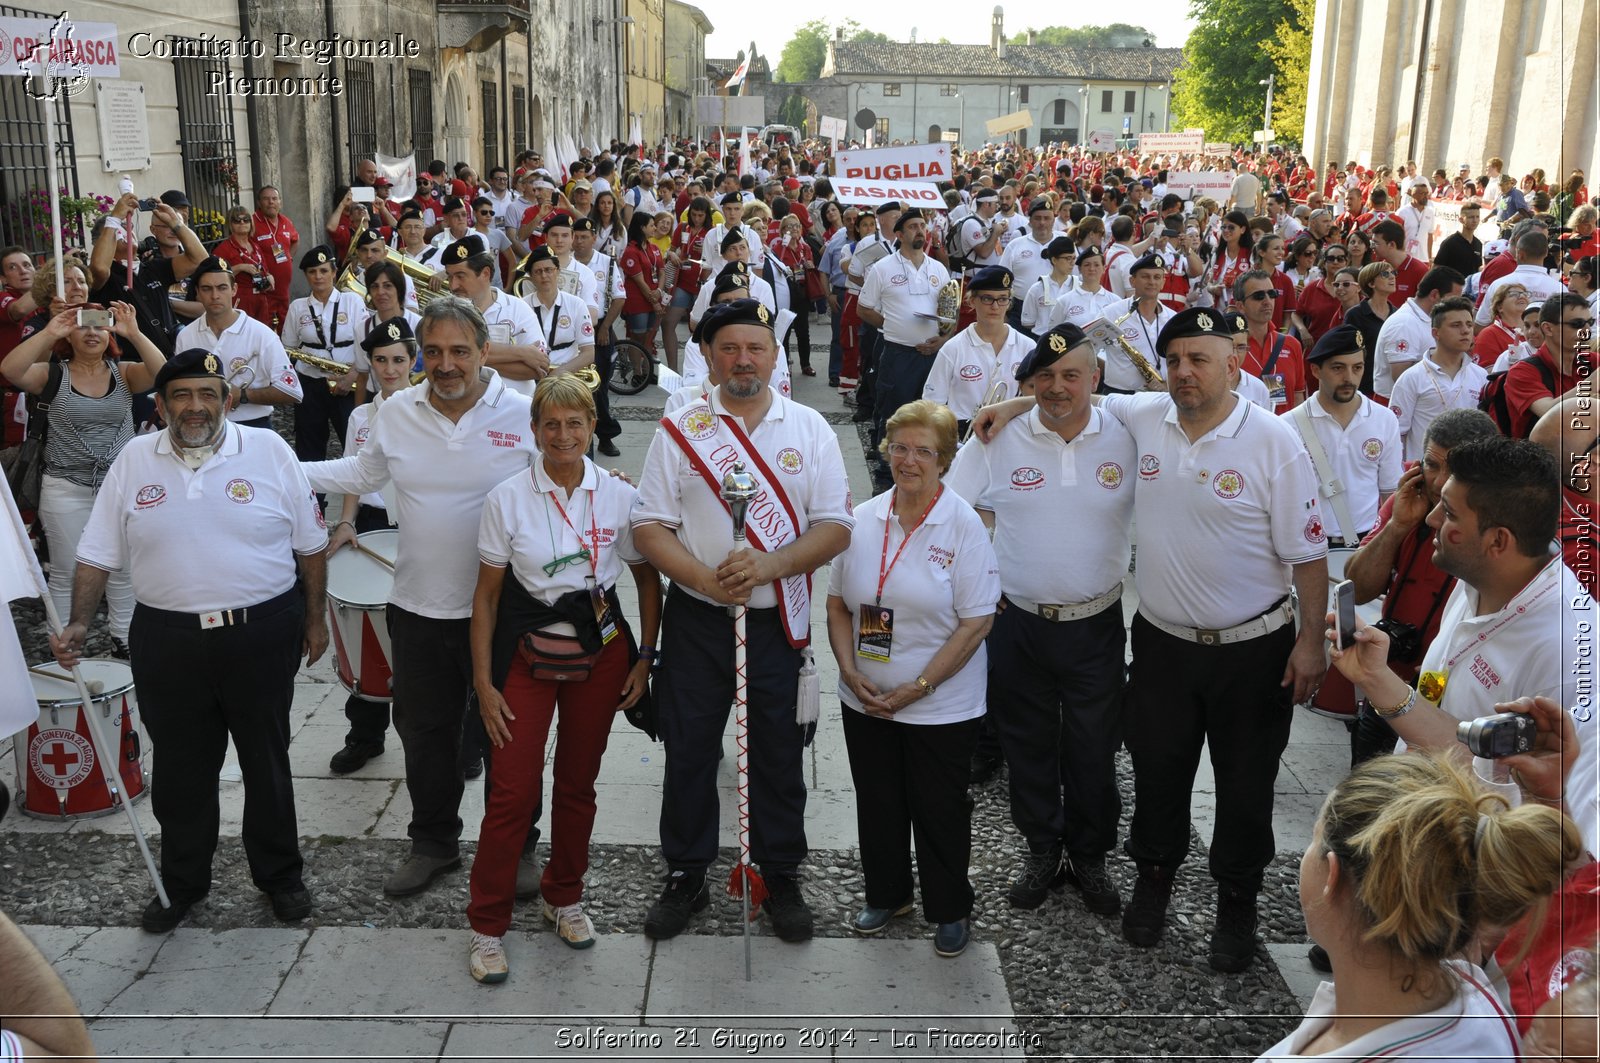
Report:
818,115,846,140
0,16,120,78
95,79,149,171
1167,170,1234,201
1138,130,1205,153
1085,129,1116,151
696,94,765,129
834,143,952,183
832,179,945,209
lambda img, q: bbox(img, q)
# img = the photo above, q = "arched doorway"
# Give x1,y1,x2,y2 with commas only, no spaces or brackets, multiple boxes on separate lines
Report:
1040,99,1080,146
928,124,942,143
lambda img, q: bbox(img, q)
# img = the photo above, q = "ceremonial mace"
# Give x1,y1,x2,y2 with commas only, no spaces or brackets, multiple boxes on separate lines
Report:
721,461,762,981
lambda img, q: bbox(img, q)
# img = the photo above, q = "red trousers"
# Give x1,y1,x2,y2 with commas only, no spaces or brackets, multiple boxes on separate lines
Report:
467,636,630,934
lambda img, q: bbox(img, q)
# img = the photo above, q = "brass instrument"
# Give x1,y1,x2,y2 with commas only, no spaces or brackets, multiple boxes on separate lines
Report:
287,346,355,392
961,369,1013,445
573,365,603,391
1107,306,1164,389
935,277,965,337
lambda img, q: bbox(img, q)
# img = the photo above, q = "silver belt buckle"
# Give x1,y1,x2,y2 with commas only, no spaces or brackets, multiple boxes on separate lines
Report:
1196,627,1222,645
1039,604,1062,621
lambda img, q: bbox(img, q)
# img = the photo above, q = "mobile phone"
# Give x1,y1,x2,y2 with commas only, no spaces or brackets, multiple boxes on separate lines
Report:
350,186,376,204
1456,712,1537,759
76,308,114,329
1333,579,1357,650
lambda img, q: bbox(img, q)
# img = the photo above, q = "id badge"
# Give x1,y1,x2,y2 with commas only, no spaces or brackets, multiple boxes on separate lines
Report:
271,242,287,265
487,321,513,344
1264,373,1287,406
856,603,894,662
589,576,619,645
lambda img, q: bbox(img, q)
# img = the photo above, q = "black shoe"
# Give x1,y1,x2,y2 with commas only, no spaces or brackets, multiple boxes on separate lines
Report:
1307,942,1332,973
461,759,484,781
969,750,1002,785
598,439,621,457
828,377,839,388
851,404,873,423
1121,864,1175,947
643,871,709,940
270,888,313,922
141,893,202,934
763,875,814,942
1064,855,1122,915
329,741,383,775
1007,845,1066,909
1209,886,1260,973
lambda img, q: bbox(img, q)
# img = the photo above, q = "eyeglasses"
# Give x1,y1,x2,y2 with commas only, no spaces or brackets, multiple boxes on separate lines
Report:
886,442,939,463
1563,317,1596,330
1244,289,1280,301
542,547,592,578
1323,253,1347,261
973,294,1010,307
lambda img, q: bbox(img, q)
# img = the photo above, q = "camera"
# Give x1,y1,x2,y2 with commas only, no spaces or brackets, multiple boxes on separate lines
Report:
252,274,270,292
137,197,160,212
1457,712,1537,759
1373,616,1423,663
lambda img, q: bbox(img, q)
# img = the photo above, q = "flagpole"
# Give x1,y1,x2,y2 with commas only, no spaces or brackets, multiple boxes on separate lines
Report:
37,51,64,300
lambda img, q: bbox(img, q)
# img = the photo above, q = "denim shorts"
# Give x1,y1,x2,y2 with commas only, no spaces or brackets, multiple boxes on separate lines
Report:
668,287,695,309
625,311,658,333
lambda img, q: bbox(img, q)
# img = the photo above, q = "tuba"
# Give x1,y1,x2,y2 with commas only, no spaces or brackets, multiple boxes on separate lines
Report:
935,277,965,337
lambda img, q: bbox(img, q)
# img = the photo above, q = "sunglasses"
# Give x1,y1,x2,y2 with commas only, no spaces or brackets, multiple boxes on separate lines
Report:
1563,317,1596,330
1323,253,1347,261
1378,269,1396,278
1244,289,1281,301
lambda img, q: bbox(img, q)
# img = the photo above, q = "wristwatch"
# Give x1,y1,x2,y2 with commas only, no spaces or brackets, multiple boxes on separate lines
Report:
1372,686,1417,720
915,675,936,695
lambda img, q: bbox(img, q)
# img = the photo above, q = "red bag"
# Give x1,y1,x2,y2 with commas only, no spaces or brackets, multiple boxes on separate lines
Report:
804,266,826,302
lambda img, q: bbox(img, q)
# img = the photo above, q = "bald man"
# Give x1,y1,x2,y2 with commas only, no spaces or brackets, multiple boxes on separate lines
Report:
1531,391,1597,597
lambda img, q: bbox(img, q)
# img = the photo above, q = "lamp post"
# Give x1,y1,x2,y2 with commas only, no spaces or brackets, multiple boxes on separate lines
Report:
1078,84,1089,147
954,92,963,150
1259,74,1275,153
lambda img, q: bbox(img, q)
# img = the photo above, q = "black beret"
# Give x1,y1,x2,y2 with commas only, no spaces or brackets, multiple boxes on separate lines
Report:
160,189,190,208
1225,311,1249,335
354,227,385,249
720,228,747,253
398,209,424,225
571,217,597,233
967,266,1013,293
695,298,774,346
720,192,743,206
153,347,226,392
1154,306,1235,356
542,212,574,231
1042,236,1076,260
522,245,557,270
712,269,751,299
191,255,232,281
1305,322,1365,365
299,244,335,270
1028,198,1055,215
1015,324,1091,380
874,200,903,215
1128,252,1165,275
443,235,487,264
361,316,415,353
1076,244,1103,262
718,260,750,281
892,208,923,233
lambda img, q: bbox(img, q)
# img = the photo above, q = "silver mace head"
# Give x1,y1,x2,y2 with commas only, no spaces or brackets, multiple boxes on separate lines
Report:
721,461,759,538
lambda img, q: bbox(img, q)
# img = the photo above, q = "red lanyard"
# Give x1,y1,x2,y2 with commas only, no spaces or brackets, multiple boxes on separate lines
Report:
545,479,599,578
1442,567,1556,672
875,487,942,605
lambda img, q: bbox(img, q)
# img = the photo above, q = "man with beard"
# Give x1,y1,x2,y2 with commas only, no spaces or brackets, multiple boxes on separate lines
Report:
1283,324,1402,548
51,349,328,932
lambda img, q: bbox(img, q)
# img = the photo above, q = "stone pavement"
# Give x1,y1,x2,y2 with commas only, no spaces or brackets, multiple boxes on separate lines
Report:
1,347,1344,1058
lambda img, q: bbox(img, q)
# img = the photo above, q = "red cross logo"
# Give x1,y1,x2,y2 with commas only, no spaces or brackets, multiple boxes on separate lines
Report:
41,742,78,775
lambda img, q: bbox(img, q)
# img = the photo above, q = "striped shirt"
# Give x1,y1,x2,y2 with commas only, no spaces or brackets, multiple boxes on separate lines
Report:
45,361,134,489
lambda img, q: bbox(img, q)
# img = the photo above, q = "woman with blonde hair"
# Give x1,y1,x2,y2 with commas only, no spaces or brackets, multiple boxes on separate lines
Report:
1340,260,1395,362
1472,283,1530,369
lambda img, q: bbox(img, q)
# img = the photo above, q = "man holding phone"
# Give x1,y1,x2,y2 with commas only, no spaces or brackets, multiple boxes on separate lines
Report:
88,193,207,356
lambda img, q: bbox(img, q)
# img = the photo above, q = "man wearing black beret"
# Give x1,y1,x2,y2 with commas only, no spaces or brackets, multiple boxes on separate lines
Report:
921,266,1032,433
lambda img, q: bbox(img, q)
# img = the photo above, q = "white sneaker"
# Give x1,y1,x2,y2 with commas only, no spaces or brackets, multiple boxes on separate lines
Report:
468,931,509,983
543,900,596,950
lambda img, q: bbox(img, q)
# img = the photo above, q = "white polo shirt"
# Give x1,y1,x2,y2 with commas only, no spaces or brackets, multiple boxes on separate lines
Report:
1021,275,1075,332
303,368,536,619
1235,375,1275,411
1101,392,1327,629
1104,242,1137,298
281,291,368,377
573,250,625,325
701,222,765,273
479,456,643,598
1001,233,1053,299
921,324,1033,420
1476,264,1566,326
677,340,790,398
1057,286,1123,336
689,271,777,327
344,396,392,512
632,389,854,610
1388,353,1489,462
1105,297,1176,392
176,311,302,423
1372,298,1433,397
859,251,951,347
826,486,999,726
524,290,596,370
77,424,324,612
947,406,1135,604
553,255,599,318
477,289,543,396
957,216,1003,268
1414,559,1597,854
1282,393,1402,540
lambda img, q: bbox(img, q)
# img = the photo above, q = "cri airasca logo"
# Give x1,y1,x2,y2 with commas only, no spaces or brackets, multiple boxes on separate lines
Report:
18,14,94,101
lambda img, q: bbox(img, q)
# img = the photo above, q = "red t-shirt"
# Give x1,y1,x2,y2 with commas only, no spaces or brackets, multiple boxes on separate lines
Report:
673,224,709,295
1390,255,1428,309
1270,269,1298,329
1474,252,1519,309
1297,279,1344,343
1496,859,1600,1034
1244,327,1305,413
1357,489,1457,681
212,236,267,317
251,212,299,293
620,242,661,315
1506,346,1581,439
1559,486,1597,598
1471,320,1521,369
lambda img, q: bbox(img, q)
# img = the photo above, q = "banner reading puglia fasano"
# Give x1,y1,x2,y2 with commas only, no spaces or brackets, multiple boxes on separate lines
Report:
834,143,954,184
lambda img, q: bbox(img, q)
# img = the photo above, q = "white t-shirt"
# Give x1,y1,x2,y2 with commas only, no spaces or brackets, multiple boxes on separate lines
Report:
524,290,596,369
689,271,776,327
859,251,950,347
921,324,1033,420
303,368,536,619
1234,375,1275,411
1475,264,1566,326
1001,232,1053,297
1104,297,1176,392
573,250,624,326
826,486,999,725
1397,203,1437,259
77,424,324,612
1372,298,1435,397
478,290,544,396
957,215,1003,267
1257,961,1519,1062
282,291,369,377
1283,393,1403,539
1388,354,1489,462
1101,392,1327,629
176,311,302,423
344,398,390,511
1103,242,1137,298
0,1030,23,1062
478,457,643,598
701,222,765,273
947,406,1135,604
1056,286,1123,336
623,186,661,218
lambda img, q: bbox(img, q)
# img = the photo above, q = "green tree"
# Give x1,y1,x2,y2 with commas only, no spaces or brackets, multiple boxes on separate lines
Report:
774,19,892,82
1260,0,1314,149
1170,0,1293,143
1008,23,1158,48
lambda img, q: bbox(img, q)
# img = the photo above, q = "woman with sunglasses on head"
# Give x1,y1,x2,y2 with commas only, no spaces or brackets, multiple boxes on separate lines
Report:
1296,245,1351,346
1206,210,1254,310
1472,283,1531,370
213,205,270,322
1340,262,1396,395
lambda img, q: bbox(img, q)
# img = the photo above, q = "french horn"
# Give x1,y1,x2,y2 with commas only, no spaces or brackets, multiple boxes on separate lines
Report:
935,278,965,337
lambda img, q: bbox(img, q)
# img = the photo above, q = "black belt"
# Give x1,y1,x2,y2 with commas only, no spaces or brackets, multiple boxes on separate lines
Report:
136,587,300,629
668,582,777,619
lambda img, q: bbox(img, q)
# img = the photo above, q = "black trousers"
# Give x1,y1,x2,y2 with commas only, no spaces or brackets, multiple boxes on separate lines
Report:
1123,613,1295,891
294,372,354,464
786,280,812,368
385,605,474,857
656,586,806,875
873,340,935,447
1350,700,1399,767
987,601,1126,856
128,588,305,900
594,341,620,443
857,323,882,407
842,709,978,923
342,504,393,747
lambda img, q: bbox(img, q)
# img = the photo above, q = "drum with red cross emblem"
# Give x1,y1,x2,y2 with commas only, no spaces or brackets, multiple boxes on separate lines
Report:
14,659,147,818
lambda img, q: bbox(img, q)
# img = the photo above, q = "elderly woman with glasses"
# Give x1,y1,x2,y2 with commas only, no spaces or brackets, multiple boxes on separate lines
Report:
213,205,271,322
1472,283,1531,369
826,399,999,960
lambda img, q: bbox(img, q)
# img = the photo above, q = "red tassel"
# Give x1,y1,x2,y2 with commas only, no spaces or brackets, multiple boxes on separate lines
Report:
726,863,768,917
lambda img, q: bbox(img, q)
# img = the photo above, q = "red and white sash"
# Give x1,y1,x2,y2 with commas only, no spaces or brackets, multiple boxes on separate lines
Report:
660,400,812,647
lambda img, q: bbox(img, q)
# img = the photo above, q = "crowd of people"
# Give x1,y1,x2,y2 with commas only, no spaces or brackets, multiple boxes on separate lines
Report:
0,132,1595,1058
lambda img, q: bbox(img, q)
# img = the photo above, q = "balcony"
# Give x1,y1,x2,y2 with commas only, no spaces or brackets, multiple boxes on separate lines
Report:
438,0,530,53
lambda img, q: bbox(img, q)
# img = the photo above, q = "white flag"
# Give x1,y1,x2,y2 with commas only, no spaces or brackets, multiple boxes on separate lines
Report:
739,128,751,177
376,153,417,202
0,484,44,737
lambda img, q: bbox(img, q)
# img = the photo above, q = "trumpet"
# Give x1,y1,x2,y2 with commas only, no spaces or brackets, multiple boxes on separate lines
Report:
287,346,356,392
1108,307,1163,389
935,277,965,337
961,363,1014,444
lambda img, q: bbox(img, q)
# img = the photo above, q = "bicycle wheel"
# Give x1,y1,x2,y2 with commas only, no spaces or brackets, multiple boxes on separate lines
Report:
608,339,655,396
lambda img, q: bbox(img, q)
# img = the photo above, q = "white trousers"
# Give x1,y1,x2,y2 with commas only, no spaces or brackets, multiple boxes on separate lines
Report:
39,474,134,640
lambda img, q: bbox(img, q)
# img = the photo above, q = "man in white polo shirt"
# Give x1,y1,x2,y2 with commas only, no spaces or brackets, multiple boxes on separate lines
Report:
1105,253,1177,394
1388,296,1489,463
631,299,852,946
858,210,951,459
946,323,1136,918
176,257,302,429
52,349,327,933
441,235,547,396
1372,265,1465,397
954,188,1002,275
301,297,542,899
1001,201,1056,334
1475,229,1566,327
1284,324,1402,547
921,266,1031,434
